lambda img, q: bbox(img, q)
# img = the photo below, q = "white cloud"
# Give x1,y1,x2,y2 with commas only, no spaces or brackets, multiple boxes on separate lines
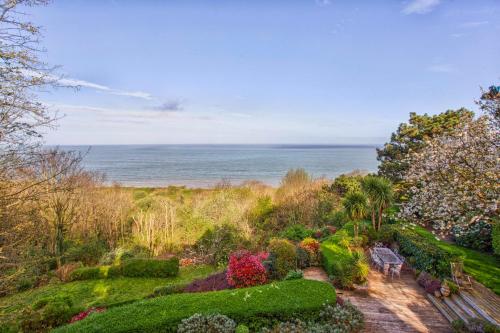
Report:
58,77,153,100
402,0,441,15
23,70,153,100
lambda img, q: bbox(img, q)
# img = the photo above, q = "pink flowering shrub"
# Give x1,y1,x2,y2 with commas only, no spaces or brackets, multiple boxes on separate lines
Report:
226,250,267,288
69,307,105,323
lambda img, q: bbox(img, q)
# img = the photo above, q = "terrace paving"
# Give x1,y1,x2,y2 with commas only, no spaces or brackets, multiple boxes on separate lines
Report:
342,269,452,333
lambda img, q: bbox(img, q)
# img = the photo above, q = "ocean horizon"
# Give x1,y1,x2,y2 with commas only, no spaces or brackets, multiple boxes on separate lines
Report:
59,144,381,188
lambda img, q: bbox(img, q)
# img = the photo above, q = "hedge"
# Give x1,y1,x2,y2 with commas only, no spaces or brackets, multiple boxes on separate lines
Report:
53,279,336,333
388,226,459,278
69,258,179,281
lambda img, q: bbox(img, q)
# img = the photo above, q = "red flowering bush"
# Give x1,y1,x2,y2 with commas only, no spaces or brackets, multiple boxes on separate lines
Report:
69,307,105,323
226,250,267,288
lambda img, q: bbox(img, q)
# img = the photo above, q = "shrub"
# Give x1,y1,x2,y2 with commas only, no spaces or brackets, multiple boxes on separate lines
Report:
268,238,297,279
15,277,35,292
452,220,493,252
492,221,500,256
300,237,320,265
262,302,364,333
330,210,348,228
121,258,179,278
194,225,246,265
321,232,368,288
21,295,79,331
177,313,236,333
296,247,310,269
393,226,458,277
100,246,150,266
69,267,100,281
151,284,187,298
64,239,108,266
235,324,250,333
316,301,364,333
284,270,303,280
226,250,267,288
54,279,336,333
184,271,232,293
280,224,313,242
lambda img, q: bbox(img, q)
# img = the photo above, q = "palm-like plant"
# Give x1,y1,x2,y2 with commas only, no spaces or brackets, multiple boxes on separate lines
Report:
343,191,368,238
362,176,394,231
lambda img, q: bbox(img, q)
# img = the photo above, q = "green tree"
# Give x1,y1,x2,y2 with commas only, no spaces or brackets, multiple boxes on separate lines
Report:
342,192,368,238
377,109,474,192
361,176,393,231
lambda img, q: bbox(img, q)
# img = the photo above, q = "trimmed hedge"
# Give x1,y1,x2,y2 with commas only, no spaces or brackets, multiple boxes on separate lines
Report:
121,258,179,278
69,258,179,281
387,225,459,278
53,279,336,333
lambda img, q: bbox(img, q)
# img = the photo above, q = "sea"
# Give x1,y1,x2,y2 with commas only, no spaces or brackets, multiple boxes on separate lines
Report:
61,144,381,188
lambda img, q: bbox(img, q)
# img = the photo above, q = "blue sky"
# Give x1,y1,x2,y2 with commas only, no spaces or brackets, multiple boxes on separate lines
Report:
29,0,500,145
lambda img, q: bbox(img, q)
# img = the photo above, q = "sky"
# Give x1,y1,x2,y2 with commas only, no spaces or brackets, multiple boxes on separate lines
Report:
26,0,500,145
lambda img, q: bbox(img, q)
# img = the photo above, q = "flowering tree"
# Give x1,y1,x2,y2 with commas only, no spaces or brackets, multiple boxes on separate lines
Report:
399,115,499,233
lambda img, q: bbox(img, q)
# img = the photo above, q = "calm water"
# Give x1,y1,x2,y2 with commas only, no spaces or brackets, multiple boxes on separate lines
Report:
62,145,380,188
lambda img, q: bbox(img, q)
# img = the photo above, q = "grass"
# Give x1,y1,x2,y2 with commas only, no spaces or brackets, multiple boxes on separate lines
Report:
53,279,336,333
411,226,500,295
0,265,217,329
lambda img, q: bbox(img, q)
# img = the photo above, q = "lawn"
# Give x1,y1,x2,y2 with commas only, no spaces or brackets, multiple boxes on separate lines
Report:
53,279,336,333
0,265,217,329
412,226,500,295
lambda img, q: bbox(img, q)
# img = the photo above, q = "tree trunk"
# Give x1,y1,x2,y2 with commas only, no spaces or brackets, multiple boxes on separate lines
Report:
371,209,376,230
377,207,383,231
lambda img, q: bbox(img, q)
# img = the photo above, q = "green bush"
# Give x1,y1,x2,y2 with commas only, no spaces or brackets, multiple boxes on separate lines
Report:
194,225,246,265
452,220,493,252
235,324,250,333
69,258,179,281
296,247,310,269
268,238,297,279
493,222,500,256
392,226,458,278
21,295,80,331
177,314,236,333
69,267,101,281
150,284,186,298
64,239,108,266
321,231,368,288
53,279,336,333
284,270,303,280
279,224,313,242
121,258,179,278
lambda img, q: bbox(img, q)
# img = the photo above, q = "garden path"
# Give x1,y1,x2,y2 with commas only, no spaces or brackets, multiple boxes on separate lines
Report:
303,267,330,282
342,269,452,333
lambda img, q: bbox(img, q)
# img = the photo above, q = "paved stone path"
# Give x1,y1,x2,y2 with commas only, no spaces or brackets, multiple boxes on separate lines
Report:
303,267,329,282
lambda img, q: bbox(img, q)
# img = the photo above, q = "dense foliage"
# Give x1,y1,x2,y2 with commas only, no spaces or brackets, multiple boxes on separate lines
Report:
177,313,236,333
53,279,336,333
226,251,267,288
377,109,474,185
267,239,298,279
69,258,179,281
321,227,369,288
399,114,499,233
452,220,493,252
